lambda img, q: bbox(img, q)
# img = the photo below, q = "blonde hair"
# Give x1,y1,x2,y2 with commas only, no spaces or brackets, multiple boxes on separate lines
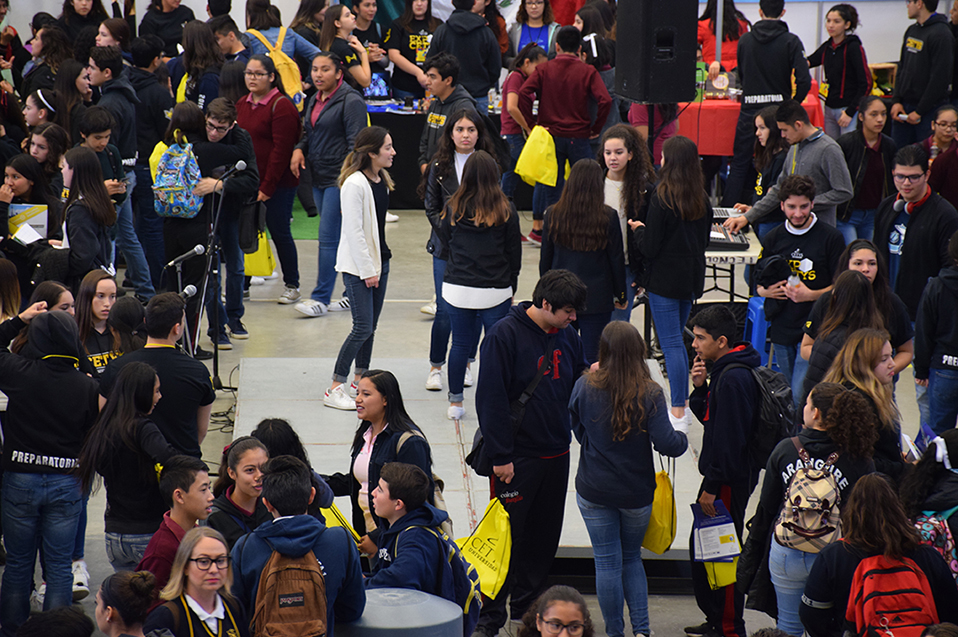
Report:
822,328,899,429
160,527,234,602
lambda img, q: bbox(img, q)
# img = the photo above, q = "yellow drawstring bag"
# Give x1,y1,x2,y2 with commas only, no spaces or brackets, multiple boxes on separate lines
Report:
642,456,676,554
244,231,276,277
515,126,558,187
320,502,362,543
456,498,511,599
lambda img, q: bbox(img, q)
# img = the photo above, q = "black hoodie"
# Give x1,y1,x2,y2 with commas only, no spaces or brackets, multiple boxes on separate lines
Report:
807,34,871,115
128,66,174,168
138,5,197,58
736,19,811,107
417,85,477,166
915,266,958,379
0,311,100,474
922,471,958,540
426,10,501,98
98,69,141,166
895,13,955,115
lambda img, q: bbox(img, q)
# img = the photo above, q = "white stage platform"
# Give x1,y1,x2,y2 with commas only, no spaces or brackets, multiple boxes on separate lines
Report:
234,357,741,560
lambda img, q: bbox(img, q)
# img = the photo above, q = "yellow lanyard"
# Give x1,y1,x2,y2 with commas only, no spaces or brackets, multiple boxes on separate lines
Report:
182,595,240,637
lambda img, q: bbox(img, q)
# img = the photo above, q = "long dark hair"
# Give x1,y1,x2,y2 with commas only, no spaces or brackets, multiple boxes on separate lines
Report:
516,0,554,25
246,0,281,30
547,159,609,251
517,586,595,637
808,382,877,460
182,21,225,80
212,436,269,497
842,473,920,559
63,146,116,228
417,108,497,198
598,124,653,218
818,271,884,341
247,53,288,97
11,281,71,353
339,125,394,189
836,239,895,322
0,258,20,320
218,60,249,103
59,0,108,29
76,361,160,491
75,269,116,346
575,5,606,38
250,418,326,514
587,322,659,439
163,101,206,145
484,0,504,42
754,105,788,172
509,42,547,74
291,0,326,32
446,150,510,228
397,0,440,33
698,0,749,42
320,4,349,52
900,429,958,518
656,136,706,221
53,59,88,141
107,297,146,354
100,17,131,51
351,369,422,449
6,155,55,206
31,122,70,181
38,26,74,73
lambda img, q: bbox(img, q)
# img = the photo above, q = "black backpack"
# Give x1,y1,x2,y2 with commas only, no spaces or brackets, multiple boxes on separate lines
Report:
716,363,795,469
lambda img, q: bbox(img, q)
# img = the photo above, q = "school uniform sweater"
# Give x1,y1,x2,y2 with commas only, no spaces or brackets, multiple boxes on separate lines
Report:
517,54,611,138
235,90,300,197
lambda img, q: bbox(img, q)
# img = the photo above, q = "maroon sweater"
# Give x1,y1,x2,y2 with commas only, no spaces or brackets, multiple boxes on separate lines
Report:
136,511,188,603
927,138,958,211
236,89,300,197
518,54,612,139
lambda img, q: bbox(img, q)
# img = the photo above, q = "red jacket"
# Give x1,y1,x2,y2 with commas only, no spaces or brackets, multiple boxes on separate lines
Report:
517,54,611,138
236,89,301,197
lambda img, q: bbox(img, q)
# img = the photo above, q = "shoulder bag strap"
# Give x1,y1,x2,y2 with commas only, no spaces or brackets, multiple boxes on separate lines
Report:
511,333,558,434
790,436,811,466
275,26,287,50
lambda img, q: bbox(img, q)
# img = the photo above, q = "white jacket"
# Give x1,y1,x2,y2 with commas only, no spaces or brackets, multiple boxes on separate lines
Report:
336,170,383,279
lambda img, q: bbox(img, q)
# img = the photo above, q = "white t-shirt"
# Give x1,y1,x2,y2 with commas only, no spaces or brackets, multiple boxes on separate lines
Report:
605,177,628,264
454,151,473,183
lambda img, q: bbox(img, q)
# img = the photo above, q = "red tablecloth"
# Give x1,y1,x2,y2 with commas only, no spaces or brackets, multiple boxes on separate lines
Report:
678,81,825,156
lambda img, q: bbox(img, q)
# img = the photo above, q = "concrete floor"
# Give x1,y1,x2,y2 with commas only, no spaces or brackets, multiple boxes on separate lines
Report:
38,208,922,636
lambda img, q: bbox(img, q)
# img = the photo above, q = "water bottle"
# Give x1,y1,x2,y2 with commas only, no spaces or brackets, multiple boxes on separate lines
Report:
788,274,801,288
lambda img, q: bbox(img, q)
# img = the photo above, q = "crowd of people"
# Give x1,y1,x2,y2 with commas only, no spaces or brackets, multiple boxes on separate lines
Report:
2,0,958,635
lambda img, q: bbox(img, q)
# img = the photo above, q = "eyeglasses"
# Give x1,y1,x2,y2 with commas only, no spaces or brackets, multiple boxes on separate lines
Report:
934,121,958,130
539,618,585,637
892,173,926,183
244,71,269,78
190,556,230,570
206,121,231,134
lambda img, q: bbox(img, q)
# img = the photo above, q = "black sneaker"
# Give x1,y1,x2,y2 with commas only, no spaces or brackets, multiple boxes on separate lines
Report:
193,346,213,360
684,623,712,636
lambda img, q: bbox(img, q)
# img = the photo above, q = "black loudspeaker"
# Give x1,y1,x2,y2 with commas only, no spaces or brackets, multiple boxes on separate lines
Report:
614,0,697,104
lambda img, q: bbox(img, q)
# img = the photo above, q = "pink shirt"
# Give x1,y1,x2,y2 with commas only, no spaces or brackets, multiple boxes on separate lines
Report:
500,70,526,136
311,77,344,127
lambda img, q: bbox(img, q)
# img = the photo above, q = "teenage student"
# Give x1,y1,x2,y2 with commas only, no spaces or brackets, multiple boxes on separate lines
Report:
320,4,372,89
207,436,272,550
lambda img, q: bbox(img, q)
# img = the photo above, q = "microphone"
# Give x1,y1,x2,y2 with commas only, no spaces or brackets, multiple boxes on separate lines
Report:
893,198,906,213
166,245,205,268
180,285,197,299
219,160,247,181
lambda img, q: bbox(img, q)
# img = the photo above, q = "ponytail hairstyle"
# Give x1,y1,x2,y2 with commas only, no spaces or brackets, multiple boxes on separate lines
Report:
809,382,878,460
547,159,609,251
445,150,510,228
98,570,156,627
212,436,269,496
63,146,116,228
509,42,547,74
842,474,919,560
827,3,859,33
246,0,281,29
598,124,653,219
29,88,58,123
900,428,958,519
656,136,706,221
107,296,147,354
587,321,660,440
339,125,395,189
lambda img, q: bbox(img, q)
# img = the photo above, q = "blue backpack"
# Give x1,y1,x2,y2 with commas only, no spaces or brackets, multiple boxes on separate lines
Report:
154,142,203,218
396,526,482,637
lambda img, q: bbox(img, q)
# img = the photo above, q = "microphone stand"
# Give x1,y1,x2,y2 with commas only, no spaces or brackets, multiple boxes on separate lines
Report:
174,261,195,358
196,172,239,391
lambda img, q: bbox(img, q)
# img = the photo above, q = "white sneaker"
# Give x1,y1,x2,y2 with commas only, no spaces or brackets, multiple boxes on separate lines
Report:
426,368,443,391
420,300,437,316
278,286,301,304
72,560,90,601
464,366,474,387
330,297,350,312
30,583,45,612
324,385,357,410
264,270,280,280
250,276,266,286
385,212,399,223
668,411,691,435
447,404,465,420
295,299,328,317
347,382,359,398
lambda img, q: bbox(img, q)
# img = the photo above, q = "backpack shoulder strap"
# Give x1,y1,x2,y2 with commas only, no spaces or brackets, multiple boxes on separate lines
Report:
790,436,811,466
248,28,276,52
396,430,426,454
275,26,287,49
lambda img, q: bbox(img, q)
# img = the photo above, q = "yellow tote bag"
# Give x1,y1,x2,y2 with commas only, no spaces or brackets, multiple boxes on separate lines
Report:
456,498,512,600
706,557,738,590
515,126,558,187
320,502,362,543
642,456,676,554
244,231,275,277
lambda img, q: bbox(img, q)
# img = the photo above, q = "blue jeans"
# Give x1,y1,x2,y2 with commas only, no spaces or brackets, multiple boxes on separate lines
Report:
115,169,155,298
429,257,478,367
104,532,154,572
576,311,612,365
1,473,82,636
892,101,937,148
576,494,652,637
206,209,246,331
501,133,524,200
611,267,637,322
264,186,299,288
928,368,958,436
773,342,809,410
822,104,858,139
836,208,876,244
134,164,165,290
72,492,88,560
648,292,693,408
474,95,490,113
545,136,595,208
769,540,818,637
912,321,932,429
309,185,343,304
446,298,511,402
333,261,389,381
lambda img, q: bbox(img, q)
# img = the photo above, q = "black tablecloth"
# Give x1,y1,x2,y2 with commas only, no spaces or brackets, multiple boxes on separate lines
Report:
368,110,534,210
